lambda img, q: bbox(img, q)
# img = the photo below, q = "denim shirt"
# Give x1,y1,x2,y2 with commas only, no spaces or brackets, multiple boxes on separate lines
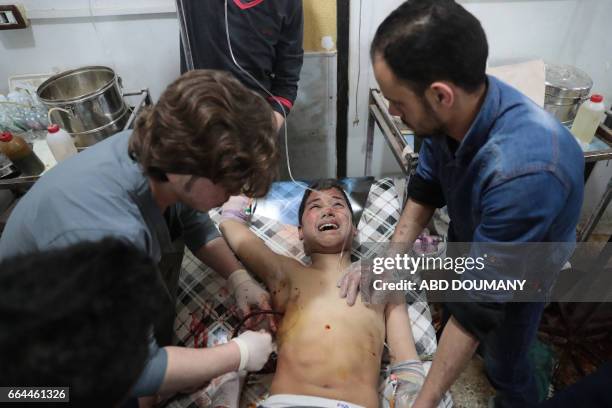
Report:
408,76,584,334
414,75,584,244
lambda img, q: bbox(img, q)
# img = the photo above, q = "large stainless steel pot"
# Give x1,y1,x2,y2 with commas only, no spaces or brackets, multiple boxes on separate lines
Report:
36,66,129,147
544,63,592,126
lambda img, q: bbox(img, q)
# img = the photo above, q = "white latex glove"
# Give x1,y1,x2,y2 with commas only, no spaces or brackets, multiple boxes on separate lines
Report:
231,330,274,371
220,195,252,224
228,269,277,331
337,260,362,306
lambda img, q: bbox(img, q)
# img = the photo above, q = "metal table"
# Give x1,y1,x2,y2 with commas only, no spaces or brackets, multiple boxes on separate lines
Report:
364,89,419,177
365,88,612,176
0,88,151,191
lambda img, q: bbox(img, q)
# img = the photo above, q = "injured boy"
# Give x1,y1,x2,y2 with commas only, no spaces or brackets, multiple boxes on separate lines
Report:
219,180,424,408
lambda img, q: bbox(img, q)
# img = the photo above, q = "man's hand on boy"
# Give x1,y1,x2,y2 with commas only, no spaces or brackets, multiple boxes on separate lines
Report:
338,260,362,306
231,330,275,371
220,195,253,224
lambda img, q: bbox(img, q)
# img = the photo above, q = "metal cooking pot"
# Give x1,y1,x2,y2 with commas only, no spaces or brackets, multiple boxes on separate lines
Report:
544,63,592,125
36,66,129,147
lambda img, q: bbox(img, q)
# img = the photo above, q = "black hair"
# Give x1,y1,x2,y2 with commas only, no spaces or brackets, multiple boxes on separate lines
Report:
0,238,165,407
298,179,354,226
371,0,488,94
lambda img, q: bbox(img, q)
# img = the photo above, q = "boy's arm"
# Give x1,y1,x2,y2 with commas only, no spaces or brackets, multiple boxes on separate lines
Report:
384,303,427,408
218,196,293,310
219,219,289,292
385,303,418,363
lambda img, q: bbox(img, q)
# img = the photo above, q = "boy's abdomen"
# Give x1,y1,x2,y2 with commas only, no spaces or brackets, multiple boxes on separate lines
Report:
271,293,385,407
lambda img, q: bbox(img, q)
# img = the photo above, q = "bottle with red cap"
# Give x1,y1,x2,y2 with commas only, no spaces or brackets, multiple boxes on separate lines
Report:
571,94,606,147
46,124,77,162
0,131,45,176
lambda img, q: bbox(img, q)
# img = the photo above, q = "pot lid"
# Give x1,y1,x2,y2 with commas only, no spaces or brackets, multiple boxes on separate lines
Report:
545,63,592,99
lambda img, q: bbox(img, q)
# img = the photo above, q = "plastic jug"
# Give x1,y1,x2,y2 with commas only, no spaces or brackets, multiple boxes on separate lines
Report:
46,124,77,162
571,94,606,146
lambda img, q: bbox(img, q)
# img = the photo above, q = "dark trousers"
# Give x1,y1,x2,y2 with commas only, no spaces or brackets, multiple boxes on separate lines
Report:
154,239,185,347
442,302,546,407
538,362,612,407
120,397,139,408
154,209,188,347
484,302,546,407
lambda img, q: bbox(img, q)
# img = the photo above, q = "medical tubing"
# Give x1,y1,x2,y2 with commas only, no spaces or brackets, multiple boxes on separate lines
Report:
231,310,284,339
223,0,297,184
47,107,72,126
224,0,347,274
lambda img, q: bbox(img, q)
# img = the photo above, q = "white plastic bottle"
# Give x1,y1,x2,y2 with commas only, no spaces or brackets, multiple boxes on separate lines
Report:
46,124,78,162
571,94,606,146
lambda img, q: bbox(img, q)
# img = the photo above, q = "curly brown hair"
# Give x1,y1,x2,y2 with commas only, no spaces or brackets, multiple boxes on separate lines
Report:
129,70,279,197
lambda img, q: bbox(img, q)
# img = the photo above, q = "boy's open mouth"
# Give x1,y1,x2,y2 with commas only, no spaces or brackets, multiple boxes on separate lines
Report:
318,222,339,232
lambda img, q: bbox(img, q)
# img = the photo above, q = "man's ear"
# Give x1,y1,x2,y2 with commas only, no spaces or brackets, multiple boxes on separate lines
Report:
298,226,304,241
427,81,455,108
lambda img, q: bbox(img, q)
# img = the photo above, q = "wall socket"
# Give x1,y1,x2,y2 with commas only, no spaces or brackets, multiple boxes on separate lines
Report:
0,4,28,30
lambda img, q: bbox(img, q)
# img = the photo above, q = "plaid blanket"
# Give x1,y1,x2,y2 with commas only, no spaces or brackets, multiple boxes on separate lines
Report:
165,178,452,407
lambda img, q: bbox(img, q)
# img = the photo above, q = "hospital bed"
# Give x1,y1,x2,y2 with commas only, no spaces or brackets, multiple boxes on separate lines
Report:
163,177,453,408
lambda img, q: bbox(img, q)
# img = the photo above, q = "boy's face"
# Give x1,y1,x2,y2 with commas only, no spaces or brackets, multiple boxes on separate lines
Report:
299,188,356,255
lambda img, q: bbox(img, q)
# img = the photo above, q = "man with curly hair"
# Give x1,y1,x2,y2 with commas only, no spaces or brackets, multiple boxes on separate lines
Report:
0,70,280,399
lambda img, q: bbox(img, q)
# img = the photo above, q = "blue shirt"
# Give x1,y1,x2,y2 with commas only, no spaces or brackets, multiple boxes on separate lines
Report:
408,76,584,338
0,130,220,395
0,130,219,261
